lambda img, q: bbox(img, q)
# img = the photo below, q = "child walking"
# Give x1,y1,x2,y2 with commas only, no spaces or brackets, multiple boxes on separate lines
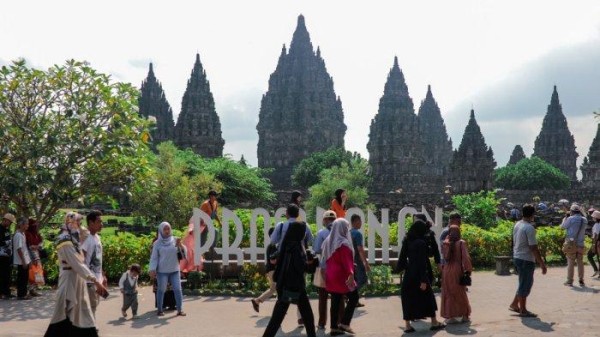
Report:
119,264,141,319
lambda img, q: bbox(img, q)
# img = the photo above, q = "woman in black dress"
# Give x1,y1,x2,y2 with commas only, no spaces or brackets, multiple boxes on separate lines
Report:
398,220,445,333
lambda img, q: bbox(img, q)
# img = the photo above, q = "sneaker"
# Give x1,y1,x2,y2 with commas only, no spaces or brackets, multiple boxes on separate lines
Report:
177,311,187,317
579,280,585,287
563,281,573,287
131,314,139,320
157,311,165,316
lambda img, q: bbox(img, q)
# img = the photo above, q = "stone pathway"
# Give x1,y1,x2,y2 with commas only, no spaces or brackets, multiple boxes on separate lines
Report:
1,267,599,336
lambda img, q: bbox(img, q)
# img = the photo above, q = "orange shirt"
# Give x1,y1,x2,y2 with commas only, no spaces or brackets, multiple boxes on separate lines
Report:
200,200,218,219
331,199,346,218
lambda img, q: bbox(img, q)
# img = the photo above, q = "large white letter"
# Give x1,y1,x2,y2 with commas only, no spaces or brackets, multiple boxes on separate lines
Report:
192,208,215,265
367,209,389,264
216,208,244,265
247,208,271,264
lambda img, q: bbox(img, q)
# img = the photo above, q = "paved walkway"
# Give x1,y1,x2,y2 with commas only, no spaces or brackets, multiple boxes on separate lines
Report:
1,267,599,337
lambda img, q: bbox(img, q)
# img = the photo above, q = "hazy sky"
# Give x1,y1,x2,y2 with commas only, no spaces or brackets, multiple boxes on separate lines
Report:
2,0,600,171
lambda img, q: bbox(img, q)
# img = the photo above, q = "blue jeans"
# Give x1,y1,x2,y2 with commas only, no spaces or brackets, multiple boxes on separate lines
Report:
514,258,535,297
156,271,183,312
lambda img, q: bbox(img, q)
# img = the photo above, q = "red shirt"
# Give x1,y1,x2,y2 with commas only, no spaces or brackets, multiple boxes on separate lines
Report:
325,245,355,294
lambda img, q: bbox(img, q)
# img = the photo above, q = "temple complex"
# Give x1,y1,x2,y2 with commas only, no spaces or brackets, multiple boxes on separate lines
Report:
581,124,600,188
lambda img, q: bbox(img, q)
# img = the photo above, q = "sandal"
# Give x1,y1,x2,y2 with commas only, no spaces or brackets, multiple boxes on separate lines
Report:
430,323,446,331
519,311,537,318
509,306,520,313
177,311,187,317
404,327,416,333
330,329,345,336
251,299,259,313
338,324,355,334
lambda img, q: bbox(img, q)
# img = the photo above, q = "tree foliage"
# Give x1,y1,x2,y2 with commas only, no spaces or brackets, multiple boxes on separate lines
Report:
451,190,501,229
176,150,275,206
305,158,372,222
291,147,362,188
0,59,150,224
130,142,223,229
494,156,570,190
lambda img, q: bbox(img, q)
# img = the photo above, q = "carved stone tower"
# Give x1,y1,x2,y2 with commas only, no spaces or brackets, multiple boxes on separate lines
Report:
257,15,346,190
581,124,600,188
367,57,426,193
417,85,453,191
174,54,224,158
508,145,526,165
138,63,175,149
532,86,578,182
450,109,496,193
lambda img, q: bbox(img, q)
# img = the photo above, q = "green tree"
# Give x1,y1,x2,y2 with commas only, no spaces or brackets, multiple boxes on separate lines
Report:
0,59,150,224
130,142,222,229
291,147,361,188
451,190,501,229
176,149,274,206
305,158,372,221
494,156,570,190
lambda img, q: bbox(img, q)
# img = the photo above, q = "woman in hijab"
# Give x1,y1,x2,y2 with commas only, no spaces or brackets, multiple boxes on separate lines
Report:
441,225,473,323
262,221,316,337
321,218,358,335
45,213,107,337
398,220,445,333
149,222,187,317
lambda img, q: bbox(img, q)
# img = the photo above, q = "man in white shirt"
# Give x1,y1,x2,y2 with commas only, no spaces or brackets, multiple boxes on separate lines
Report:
13,217,31,300
81,210,105,316
589,211,600,278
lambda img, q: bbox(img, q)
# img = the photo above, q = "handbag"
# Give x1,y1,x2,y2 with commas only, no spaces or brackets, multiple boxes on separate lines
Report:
562,217,585,255
458,241,472,286
29,263,45,286
313,267,325,288
280,288,301,304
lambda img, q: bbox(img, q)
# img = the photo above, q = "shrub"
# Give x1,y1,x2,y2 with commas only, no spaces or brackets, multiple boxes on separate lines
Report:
495,156,570,190
452,190,501,229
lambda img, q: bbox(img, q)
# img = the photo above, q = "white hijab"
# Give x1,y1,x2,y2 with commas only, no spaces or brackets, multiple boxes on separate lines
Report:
320,218,354,264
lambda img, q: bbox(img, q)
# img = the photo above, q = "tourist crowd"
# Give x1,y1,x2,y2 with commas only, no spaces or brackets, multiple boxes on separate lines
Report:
1,190,599,337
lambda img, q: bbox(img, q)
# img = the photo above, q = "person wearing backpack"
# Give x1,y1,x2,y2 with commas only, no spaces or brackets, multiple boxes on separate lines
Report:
561,204,588,287
262,221,316,337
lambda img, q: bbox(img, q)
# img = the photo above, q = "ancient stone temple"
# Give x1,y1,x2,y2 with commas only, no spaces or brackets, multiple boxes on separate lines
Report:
532,86,578,182
508,145,526,165
174,54,224,158
581,124,600,188
367,57,425,193
450,109,496,193
138,63,175,149
417,85,453,192
257,15,346,190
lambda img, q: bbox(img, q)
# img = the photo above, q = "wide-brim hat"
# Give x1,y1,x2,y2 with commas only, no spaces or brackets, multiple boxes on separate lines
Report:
3,213,15,223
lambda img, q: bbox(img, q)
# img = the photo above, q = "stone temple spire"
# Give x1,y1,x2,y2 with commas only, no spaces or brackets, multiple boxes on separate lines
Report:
417,85,453,191
581,124,600,188
508,145,526,165
174,54,224,158
257,15,346,190
138,63,175,150
532,86,578,182
450,109,496,193
367,57,425,193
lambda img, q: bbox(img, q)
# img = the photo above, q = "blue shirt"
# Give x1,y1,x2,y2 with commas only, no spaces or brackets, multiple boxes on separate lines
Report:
313,227,331,254
270,218,313,251
561,214,587,247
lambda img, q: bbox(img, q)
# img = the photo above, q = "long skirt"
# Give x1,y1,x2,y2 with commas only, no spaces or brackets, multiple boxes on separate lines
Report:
400,281,437,321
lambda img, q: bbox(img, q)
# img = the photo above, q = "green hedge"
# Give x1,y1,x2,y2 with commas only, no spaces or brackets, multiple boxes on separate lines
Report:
41,216,571,284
